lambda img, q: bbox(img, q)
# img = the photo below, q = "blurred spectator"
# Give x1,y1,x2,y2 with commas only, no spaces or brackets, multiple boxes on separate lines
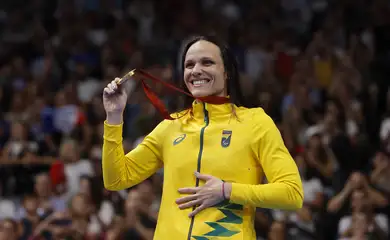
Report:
1,121,38,161
370,151,390,196
327,172,388,214
17,173,66,220
268,221,287,240
19,194,41,240
78,175,115,228
337,188,388,239
0,218,18,240
30,193,103,240
106,187,155,240
0,185,16,220
59,139,93,200
304,127,337,190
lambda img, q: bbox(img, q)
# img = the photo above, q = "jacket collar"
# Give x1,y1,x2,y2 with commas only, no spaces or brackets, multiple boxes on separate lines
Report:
192,100,234,123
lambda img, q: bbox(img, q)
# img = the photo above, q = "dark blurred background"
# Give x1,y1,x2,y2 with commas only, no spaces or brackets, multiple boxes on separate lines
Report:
0,0,390,239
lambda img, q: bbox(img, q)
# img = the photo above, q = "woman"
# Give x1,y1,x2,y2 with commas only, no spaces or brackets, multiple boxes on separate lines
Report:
102,35,303,239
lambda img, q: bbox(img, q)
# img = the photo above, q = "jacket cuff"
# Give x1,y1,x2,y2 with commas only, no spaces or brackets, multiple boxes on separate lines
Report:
103,121,123,144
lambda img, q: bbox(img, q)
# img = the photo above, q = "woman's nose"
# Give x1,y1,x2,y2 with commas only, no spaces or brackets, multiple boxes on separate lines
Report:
191,63,202,76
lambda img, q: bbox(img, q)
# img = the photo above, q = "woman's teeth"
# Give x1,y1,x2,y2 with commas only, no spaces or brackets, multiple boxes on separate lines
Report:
193,80,209,86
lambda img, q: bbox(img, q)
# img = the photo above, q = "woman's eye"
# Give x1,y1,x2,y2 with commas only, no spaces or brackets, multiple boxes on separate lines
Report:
185,62,194,68
203,60,214,65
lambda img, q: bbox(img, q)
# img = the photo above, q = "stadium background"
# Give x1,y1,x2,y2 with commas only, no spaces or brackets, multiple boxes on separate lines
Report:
0,0,390,239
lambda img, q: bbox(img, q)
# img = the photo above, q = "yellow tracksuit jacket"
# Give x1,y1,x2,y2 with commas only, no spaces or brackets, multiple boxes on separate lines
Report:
102,101,303,240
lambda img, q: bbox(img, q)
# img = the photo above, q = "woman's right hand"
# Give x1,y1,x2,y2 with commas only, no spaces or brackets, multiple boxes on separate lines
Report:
103,78,132,124
103,78,128,114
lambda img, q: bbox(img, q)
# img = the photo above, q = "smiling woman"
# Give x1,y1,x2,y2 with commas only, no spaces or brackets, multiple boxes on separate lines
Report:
183,40,227,97
179,35,245,108
101,35,303,240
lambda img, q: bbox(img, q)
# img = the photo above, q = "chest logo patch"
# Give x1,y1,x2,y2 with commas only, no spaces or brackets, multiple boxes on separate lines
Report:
173,134,186,145
221,130,232,148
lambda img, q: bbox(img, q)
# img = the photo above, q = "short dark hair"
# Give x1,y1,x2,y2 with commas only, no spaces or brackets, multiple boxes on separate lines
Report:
179,35,247,108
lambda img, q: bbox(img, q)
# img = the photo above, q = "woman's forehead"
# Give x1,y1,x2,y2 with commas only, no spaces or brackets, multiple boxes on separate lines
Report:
185,40,222,60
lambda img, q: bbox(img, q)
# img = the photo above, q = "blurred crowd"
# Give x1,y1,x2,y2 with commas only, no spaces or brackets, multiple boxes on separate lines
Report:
0,0,390,239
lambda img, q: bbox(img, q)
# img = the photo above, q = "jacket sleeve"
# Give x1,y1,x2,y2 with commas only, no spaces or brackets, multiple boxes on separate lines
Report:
102,120,169,191
229,109,304,210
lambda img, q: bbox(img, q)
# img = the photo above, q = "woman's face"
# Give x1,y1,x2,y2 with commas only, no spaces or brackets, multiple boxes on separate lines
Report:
183,40,227,98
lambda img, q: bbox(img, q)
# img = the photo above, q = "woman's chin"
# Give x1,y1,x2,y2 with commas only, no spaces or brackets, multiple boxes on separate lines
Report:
190,90,211,98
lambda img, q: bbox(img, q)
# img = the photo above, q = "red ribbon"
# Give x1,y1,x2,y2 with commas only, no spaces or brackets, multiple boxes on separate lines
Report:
128,69,230,120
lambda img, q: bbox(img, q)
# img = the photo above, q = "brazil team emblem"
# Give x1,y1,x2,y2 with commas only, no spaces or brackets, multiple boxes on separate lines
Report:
221,130,232,148
173,134,186,145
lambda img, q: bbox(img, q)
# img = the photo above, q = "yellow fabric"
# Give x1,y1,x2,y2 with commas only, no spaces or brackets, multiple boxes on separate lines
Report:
102,101,303,240
314,58,333,88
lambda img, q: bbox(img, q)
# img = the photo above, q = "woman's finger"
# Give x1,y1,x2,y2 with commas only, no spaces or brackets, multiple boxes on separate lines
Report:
178,187,200,194
110,80,118,91
189,204,207,218
178,199,202,210
175,194,198,204
104,87,113,95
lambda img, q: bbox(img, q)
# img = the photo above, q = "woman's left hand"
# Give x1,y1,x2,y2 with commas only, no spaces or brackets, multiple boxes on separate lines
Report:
176,172,228,217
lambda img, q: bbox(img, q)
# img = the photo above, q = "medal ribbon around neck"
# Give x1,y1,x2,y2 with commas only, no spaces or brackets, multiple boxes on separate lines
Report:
115,69,230,120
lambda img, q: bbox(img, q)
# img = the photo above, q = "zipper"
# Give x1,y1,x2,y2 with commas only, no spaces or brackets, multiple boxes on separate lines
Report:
187,103,209,240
